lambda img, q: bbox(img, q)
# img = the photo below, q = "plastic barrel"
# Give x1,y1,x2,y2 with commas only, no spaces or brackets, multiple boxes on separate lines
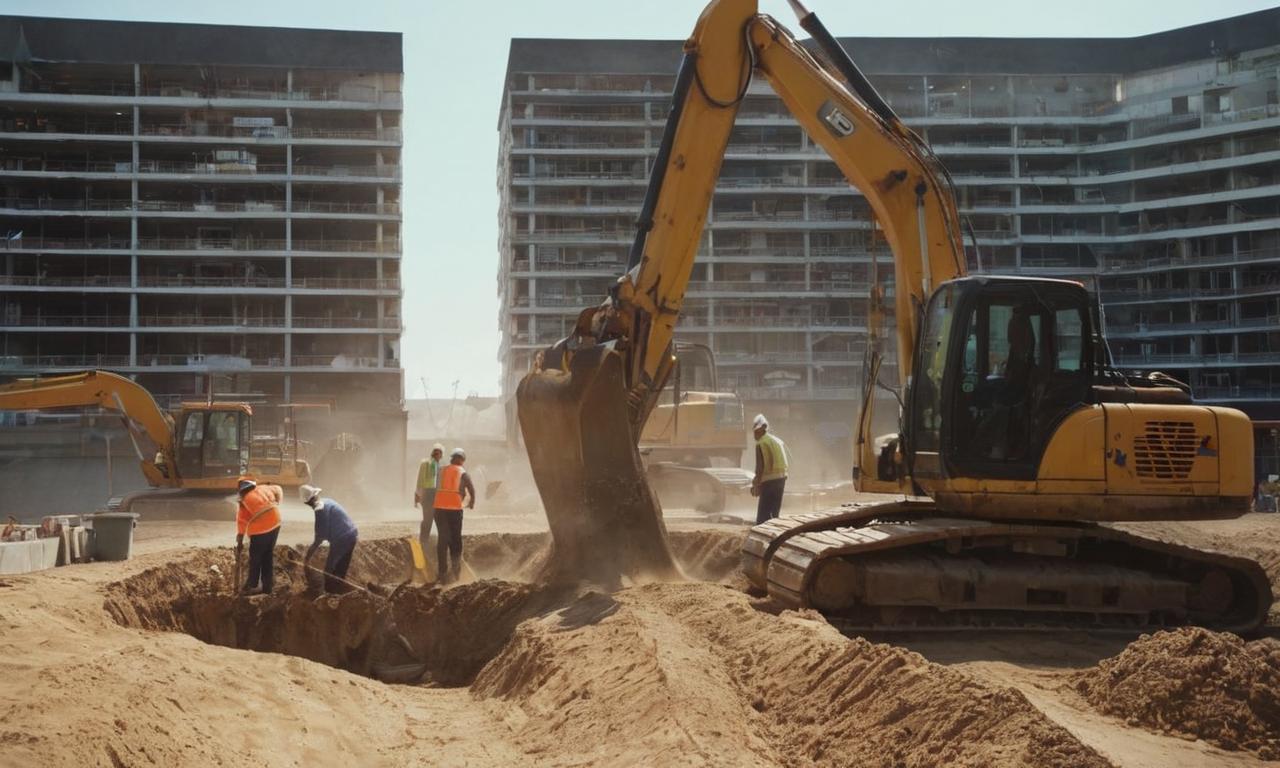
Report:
90,513,139,561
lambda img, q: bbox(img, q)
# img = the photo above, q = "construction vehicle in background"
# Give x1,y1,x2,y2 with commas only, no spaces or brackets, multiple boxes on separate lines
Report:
640,342,752,515
517,0,1271,630
0,371,310,511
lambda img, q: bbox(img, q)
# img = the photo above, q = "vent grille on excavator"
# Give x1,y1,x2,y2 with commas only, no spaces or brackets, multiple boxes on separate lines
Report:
1134,420,1197,479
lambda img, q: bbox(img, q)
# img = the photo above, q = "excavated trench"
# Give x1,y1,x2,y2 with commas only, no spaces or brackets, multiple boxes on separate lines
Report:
103,531,744,686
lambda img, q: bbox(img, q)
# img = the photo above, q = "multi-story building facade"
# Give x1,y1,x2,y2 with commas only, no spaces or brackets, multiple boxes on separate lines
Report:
497,11,1280,479
0,16,407,503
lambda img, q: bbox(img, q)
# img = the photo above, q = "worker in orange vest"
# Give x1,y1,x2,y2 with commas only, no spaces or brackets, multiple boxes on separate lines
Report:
432,448,476,584
235,477,284,595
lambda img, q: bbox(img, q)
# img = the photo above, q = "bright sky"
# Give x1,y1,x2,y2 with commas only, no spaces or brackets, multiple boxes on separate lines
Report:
13,0,1280,397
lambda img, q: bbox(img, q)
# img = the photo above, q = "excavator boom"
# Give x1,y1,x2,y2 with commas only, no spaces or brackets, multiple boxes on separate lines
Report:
518,0,962,583
0,371,179,487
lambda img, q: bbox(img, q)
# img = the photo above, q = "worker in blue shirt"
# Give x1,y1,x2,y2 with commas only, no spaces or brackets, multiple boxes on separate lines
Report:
300,484,359,593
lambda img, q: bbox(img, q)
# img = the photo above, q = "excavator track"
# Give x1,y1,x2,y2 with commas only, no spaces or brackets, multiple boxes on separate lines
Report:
743,501,1272,634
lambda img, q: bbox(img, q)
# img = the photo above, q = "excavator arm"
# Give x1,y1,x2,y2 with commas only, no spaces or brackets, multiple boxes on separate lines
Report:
517,0,966,583
0,371,178,487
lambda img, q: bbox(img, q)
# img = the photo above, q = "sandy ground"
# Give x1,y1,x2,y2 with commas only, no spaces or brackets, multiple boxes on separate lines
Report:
2,509,1278,767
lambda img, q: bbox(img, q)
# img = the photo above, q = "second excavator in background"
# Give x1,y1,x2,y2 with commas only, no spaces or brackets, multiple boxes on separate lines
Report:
517,0,1270,630
640,342,753,516
0,370,309,513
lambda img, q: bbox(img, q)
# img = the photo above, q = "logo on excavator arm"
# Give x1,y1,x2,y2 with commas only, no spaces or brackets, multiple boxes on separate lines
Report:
818,101,855,137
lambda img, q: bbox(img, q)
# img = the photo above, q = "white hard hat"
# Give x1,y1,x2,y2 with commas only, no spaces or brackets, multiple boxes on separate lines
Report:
451,447,466,460
299,484,322,504
752,413,769,429
432,443,445,455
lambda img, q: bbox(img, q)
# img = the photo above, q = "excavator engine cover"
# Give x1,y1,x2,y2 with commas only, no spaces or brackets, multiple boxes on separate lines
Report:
517,343,681,586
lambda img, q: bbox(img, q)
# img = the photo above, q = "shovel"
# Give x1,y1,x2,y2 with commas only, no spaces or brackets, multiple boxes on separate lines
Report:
233,543,243,594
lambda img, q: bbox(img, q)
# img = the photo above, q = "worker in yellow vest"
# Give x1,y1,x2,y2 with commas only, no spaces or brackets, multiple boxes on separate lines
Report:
432,447,476,584
414,443,445,553
750,414,789,525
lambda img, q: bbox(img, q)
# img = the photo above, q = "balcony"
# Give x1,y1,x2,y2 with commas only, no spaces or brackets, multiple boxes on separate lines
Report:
134,237,400,253
511,229,631,243
291,355,389,367
291,201,400,215
696,314,865,329
1195,385,1280,400
0,236,131,251
139,124,401,142
0,354,132,369
686,280,866,294
1112,351,1280,367
133,84,402,106
292,164,401,180
292,316,401,330
1102,247,1280,273
0,275,132,288
509,259,622,274
0,314,130,328
736,386,859,401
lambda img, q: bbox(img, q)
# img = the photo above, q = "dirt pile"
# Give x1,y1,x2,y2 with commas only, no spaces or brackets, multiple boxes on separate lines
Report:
1074,627,1280,758
474,582,1108,767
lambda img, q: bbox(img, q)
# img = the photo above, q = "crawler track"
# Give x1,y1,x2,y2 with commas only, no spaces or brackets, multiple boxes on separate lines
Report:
743,501,1272,633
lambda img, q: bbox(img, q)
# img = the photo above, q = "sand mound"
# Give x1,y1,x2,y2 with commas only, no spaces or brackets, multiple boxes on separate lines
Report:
474,582,1107,767
1074,627,1280,758
667,529,744,584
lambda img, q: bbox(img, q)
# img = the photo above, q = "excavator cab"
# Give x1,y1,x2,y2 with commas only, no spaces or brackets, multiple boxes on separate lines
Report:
907,276,1095,486
173,405,251,482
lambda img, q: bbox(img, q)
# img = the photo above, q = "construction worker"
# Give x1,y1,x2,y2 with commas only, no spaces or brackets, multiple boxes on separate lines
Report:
235,477,284,595
750,414,789,525
300,484,359,593
432,447,476,584
414,443,445,552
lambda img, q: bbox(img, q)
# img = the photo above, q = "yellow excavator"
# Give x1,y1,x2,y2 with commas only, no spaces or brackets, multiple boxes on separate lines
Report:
0,371,310,507
518,0,1271,630
640,342,752,516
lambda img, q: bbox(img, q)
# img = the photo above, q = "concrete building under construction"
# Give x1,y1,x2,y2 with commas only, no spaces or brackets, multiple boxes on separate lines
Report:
0,16,407,509
496,9,1280,479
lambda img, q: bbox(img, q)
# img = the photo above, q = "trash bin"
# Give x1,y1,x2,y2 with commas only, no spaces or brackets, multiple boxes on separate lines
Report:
90,512,139,561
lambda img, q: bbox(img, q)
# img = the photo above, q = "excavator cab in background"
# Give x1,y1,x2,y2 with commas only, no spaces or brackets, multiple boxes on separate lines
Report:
0,371,308,512
640,342,751,515
173,405,251,484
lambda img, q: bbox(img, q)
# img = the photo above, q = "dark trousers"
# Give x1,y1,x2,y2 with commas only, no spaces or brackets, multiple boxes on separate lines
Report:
243,526,280,593
432,508,463,582
324,535,357,594
756,479,786,525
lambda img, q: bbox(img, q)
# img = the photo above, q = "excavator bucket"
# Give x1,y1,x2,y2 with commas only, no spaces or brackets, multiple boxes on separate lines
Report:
517,343,681,586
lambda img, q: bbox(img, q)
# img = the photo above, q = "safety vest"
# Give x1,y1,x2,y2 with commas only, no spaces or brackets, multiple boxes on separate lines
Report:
237,485,282,536
757,432,789,482
417,458,441,490
434,464,466,510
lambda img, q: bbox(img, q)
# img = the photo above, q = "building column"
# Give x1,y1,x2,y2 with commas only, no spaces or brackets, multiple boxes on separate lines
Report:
130,94,140,366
